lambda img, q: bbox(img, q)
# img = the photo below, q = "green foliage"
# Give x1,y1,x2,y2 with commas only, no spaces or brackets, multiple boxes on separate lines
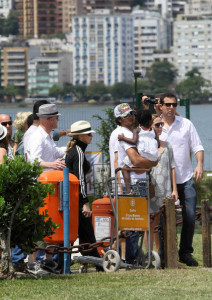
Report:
176,68,211,102
147,61,177,93
49,84,63,98
93,108,116,162
0,11,19,36
86,82,108,101
130,0,145,7
110,82,133,100
194,173,212,205
0,156,58,252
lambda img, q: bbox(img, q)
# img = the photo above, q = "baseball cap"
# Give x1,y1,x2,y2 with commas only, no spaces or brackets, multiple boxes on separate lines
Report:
114,103,134,118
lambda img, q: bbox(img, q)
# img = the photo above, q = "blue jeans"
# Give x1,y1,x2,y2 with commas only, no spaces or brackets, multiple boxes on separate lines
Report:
12,245,27,266
125,231,139,263
177,178,197,256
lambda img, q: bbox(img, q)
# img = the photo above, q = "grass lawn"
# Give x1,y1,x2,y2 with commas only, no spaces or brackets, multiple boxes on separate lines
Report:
0,225,211,300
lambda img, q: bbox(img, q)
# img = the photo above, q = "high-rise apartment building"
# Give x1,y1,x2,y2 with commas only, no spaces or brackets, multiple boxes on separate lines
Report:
63,0,83,33
72,10,134,86
17,0,63,38
144,0,188,18
185,0,212,15
133,10,170,70
173,14,212,83
82,0,131,13
0,47,28,90
0,0,13,17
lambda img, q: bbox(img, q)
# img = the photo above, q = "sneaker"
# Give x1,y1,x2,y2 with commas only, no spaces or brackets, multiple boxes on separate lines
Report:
179,254,198,267
27,262,50,275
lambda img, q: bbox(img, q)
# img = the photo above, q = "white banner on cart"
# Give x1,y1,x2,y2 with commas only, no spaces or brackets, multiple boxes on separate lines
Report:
94,216,111,241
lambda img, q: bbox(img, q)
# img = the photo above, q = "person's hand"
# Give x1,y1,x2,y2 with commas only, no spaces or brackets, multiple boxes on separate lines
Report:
141,96,149,110
193,165,204,182
171,190,178,202
154,98,162,116
118,133,125,141
52,159,66,170
82,202,91,218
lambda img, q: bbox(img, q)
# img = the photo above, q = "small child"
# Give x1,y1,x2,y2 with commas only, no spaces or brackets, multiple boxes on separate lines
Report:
13,111,32,156
118,110,159,194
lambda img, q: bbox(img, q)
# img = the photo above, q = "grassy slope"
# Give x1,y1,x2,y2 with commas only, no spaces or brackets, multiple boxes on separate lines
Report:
0,228,211,300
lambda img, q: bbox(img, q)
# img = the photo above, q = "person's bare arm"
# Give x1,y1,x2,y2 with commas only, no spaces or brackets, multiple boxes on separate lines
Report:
118,128,140,145
171,168,178,201
13,142,18,156
126,147,158,169
39,159,66,170
193,150,204,182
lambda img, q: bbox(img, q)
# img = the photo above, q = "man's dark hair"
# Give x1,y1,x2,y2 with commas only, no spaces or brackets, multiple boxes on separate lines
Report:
33,100,50,120
137,109,152,127
27,114,34,128
160,93,177,105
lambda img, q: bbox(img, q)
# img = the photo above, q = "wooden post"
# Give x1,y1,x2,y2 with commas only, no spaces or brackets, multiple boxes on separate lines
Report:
201,199,211,267
163,198,178,268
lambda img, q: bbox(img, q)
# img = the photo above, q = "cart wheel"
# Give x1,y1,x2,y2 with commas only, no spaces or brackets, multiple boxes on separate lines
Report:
79,264,88,273
103,250,121,273
144,251,161,269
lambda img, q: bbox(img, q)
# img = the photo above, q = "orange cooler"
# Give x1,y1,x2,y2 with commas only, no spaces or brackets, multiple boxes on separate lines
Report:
92,196,115,255
39,170,79,244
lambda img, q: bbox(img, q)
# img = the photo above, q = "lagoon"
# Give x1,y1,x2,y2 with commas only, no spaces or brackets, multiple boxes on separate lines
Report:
0,103,211,170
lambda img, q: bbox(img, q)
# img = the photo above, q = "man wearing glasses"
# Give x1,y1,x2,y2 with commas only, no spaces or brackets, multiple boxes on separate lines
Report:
159,92,204,267
0,114,14,160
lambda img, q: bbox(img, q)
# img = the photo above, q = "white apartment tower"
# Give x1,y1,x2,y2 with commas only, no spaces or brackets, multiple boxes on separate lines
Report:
173,14,212,84
132,10,169,70
0,0,13,17
72,10,134,86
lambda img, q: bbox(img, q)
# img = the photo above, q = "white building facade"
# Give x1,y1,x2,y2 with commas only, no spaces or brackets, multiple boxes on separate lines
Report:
132,10,170,70
173,15,212,83
72,10,134,86
0,0,13,17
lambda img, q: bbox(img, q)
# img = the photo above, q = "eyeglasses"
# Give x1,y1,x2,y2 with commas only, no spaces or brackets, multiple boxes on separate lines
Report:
123,111,134,119
1,121,12,126
163,103,177,108
154,122,164,128
87,133,92,136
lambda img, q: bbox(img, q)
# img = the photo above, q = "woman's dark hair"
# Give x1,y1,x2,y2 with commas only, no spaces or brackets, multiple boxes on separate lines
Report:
0,137,8,151
27,114,34,128
136,109,152,127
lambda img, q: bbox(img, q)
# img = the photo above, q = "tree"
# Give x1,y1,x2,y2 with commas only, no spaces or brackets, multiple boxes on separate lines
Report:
4,84,19,102
176,68,211,103
93,108,116,162
0,156,58,275
110,82,133,100
3,11,19,36
147,61,177,93
86,82,108,101
130,0,145,7
49,84,63,99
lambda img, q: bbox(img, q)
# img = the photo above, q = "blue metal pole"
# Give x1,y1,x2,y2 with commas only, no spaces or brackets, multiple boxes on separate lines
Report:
63,168,70,274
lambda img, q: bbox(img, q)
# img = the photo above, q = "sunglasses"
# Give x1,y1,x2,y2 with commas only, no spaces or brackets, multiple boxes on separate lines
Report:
1,121,12,126
163,103,177,107
123,111,134,119
154,122,164,128
87,133,92,136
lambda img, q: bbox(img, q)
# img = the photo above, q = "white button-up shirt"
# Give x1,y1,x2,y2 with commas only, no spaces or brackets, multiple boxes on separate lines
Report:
26,125,66,172
160,115,204,184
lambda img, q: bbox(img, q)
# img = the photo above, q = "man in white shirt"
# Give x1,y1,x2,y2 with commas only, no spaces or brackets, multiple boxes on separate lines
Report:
26,103,66,172
159,93,204,267
110,103,157,264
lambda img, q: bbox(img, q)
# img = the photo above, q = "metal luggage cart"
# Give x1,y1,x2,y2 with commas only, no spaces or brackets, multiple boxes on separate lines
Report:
102,167,161,272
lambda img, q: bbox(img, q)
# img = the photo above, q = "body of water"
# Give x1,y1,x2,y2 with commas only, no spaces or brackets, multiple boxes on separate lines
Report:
0,103,211,171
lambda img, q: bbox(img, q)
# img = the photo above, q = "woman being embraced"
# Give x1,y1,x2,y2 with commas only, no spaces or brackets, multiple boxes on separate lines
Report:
65,120,102,269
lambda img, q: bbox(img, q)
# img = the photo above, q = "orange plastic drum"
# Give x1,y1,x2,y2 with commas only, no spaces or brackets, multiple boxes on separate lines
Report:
39,170,79,244
92,196,115,256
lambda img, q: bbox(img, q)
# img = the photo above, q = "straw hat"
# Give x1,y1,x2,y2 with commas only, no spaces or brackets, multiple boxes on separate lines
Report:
67,120,95,136
36,104,61,117
0,124,7,141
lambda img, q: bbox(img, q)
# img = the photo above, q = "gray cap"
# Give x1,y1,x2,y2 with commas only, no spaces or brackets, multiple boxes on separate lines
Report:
36,104,61,117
